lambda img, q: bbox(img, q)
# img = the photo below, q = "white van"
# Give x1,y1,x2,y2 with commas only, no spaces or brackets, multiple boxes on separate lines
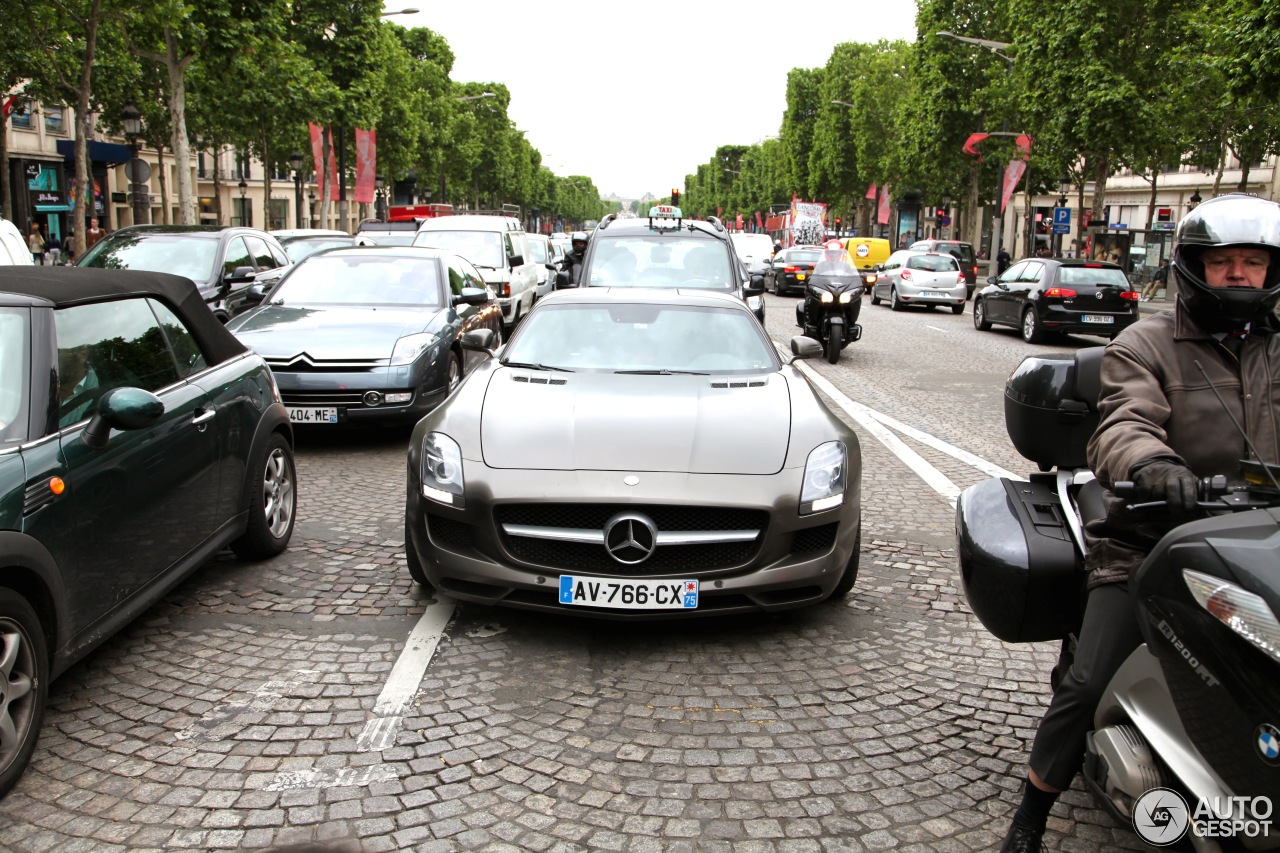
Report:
730,232,776,276
0,220,34,265
413,215,538,330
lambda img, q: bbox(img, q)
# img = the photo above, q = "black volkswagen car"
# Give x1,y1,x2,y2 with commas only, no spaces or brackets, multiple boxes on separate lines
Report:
972,258,1141,343
77,225,293,322
227,246,503,426
0,266,296,796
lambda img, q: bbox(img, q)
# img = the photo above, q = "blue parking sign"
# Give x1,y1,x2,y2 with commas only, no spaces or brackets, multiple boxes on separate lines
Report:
1053,207,1071,226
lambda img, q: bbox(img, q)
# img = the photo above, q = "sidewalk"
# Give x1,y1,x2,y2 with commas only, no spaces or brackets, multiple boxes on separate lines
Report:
1138,288,1173,316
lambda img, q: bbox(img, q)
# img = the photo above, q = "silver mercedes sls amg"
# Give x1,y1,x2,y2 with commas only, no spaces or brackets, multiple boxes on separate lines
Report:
404,287,862,619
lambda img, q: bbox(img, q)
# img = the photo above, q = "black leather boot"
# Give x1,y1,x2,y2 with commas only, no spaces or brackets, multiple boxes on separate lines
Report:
999,824,1043,853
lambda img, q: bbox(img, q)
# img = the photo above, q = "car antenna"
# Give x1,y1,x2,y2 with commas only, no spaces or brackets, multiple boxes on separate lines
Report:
1194,359,1280,502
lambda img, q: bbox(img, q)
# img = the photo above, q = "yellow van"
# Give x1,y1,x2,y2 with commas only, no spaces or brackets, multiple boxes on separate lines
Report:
842,237,892,271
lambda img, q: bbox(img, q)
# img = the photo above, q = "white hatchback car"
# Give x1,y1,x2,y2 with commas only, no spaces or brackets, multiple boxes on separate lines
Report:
870,250,966,314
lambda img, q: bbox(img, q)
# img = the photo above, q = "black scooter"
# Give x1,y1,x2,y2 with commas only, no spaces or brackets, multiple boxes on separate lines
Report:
794,267,863,363
956,349,1280,850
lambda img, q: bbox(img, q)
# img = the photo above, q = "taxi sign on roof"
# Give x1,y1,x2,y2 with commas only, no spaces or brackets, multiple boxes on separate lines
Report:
649,205,682,218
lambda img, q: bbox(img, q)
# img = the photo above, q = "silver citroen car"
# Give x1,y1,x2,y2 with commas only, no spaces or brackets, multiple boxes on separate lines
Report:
404,287,862,619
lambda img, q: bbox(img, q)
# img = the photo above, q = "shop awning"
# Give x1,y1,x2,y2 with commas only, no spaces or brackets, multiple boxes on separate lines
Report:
56,139,133,166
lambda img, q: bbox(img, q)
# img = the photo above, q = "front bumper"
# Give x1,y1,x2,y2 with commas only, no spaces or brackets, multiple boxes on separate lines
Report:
272,366,448,425
406,466,860,619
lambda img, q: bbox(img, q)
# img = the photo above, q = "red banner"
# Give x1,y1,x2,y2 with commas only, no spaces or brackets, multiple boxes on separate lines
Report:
354,129,377,205
308,123,325,198
755,211,763,230
1001,159,1027,214
962,132,991,159
876,186,891,225
735,213,743,230
865,183,877,200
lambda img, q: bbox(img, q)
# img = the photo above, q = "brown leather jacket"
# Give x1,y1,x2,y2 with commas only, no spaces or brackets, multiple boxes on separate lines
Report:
1083,300,1280,588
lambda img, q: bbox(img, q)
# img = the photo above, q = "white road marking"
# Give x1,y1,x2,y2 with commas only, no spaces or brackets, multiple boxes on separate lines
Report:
792,358,1022,508
925,325,948,333
356,594,457,752
176,670,320,743
260,765,398,791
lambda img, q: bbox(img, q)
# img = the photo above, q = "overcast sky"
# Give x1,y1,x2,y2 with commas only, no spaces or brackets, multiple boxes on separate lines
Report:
393,2,920,200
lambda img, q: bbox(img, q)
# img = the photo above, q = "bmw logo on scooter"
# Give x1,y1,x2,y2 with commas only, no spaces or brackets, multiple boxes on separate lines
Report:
1258,724,1280,764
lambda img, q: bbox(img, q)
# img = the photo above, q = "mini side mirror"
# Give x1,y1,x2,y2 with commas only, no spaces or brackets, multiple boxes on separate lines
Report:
82,387,164,450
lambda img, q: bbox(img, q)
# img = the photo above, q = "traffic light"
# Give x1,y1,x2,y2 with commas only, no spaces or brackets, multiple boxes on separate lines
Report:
834,217,842,230
671,188,680,207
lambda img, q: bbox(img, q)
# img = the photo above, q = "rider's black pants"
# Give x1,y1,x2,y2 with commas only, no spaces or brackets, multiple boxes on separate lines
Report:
1028,582,1145,791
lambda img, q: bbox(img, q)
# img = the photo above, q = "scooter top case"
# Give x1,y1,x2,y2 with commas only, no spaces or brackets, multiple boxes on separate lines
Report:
1005,347,1103,472
1133,507,1280,806
956,473,1087,643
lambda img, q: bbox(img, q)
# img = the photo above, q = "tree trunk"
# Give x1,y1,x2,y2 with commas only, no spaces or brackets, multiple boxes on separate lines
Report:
1145,168,1158,230
967,158,982,252
1021,167,1034,258
262,134,271,231
1087,153,1111,247
72,0,103,261
212,143,224,225
0,113,9,223
1212,140,1226,197
165,28,196,225
319,127,332,229
157,145,169,224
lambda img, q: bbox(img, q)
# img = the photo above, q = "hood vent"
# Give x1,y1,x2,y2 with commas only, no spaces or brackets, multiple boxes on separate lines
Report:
511,372,568,386
710,376,768,389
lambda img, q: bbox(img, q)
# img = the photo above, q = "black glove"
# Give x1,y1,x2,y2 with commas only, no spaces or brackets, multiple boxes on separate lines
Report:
1132,460,1199,515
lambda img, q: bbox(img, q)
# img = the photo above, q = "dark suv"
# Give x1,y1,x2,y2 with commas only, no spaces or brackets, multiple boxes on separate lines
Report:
564,208,766,323
909,239,978,298
78,225,292,322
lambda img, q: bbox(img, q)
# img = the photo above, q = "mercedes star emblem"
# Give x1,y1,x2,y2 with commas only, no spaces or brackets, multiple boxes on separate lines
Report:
604,512,658,564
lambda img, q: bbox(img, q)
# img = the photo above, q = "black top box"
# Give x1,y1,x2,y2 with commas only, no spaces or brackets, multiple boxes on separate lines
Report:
1004,348,1104,471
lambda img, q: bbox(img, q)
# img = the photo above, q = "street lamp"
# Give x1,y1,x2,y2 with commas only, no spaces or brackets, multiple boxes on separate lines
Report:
1054,173,1071,256
724,168,739,175
455,92,496,102
937,30,1015,260
238,179,248,227
830,99,855,109
375,174,387,221
308,188,317,226
121,102,148,226
940,191,951,239
1188,189,1202,210
291,150,305,229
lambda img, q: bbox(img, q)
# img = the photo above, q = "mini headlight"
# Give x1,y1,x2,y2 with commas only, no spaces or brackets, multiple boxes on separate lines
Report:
819,291,834,303
391,333,436,366
800,441,846,514
420,432,464,507
838,291,853,304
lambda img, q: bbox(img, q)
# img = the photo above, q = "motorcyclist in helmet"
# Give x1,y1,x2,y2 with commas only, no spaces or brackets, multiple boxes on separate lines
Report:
813,241,854,276
999,193,1280,853
557,231,589,287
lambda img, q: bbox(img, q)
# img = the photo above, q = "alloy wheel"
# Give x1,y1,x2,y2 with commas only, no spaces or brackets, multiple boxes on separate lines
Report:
262,446,295,539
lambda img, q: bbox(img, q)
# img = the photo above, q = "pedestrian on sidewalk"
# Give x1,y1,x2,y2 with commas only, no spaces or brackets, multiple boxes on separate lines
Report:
1141,258,1169,301
44,230,61,266
27,224,45,264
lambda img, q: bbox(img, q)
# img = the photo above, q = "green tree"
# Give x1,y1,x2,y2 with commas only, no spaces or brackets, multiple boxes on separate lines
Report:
780,67,824,198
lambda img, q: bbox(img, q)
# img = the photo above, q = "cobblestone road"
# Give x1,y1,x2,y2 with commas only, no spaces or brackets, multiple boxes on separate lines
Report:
0,294,1149,851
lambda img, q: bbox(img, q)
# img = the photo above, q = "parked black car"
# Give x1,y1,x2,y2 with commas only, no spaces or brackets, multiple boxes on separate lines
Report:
77,225,293,322
0,266,297,796
972,258,1141,343
764,247,823,296
227,247,504,426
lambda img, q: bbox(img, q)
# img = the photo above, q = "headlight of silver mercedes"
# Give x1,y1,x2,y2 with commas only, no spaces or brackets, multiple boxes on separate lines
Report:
420,432,464,507
391,333,436,366
800,441,846,514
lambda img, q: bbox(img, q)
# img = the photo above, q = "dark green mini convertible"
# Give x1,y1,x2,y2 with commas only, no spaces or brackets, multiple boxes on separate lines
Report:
0,266,297,797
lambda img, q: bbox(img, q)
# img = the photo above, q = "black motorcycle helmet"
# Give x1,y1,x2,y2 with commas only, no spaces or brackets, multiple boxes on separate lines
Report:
1171,193,1280,331
570,231,588,256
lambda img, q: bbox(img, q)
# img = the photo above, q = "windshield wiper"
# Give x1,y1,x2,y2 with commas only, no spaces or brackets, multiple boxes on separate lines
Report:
501,360,574,372
613,369,710,375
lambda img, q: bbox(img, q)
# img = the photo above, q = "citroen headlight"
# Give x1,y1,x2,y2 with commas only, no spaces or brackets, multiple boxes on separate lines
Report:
420,432,464,507
838,291,853,304
391,333,436,366
819,291,834,303
800,441,846,514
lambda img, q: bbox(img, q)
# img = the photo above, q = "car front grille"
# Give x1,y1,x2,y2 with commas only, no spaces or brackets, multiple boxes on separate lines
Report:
790,523,837,555
494,503,767,575
280,390,370,408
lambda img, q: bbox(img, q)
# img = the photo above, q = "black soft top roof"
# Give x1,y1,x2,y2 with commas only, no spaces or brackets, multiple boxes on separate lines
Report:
0,266,248,364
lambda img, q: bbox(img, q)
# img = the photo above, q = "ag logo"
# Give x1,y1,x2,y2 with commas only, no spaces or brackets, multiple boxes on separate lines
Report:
1132,788,1190,845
